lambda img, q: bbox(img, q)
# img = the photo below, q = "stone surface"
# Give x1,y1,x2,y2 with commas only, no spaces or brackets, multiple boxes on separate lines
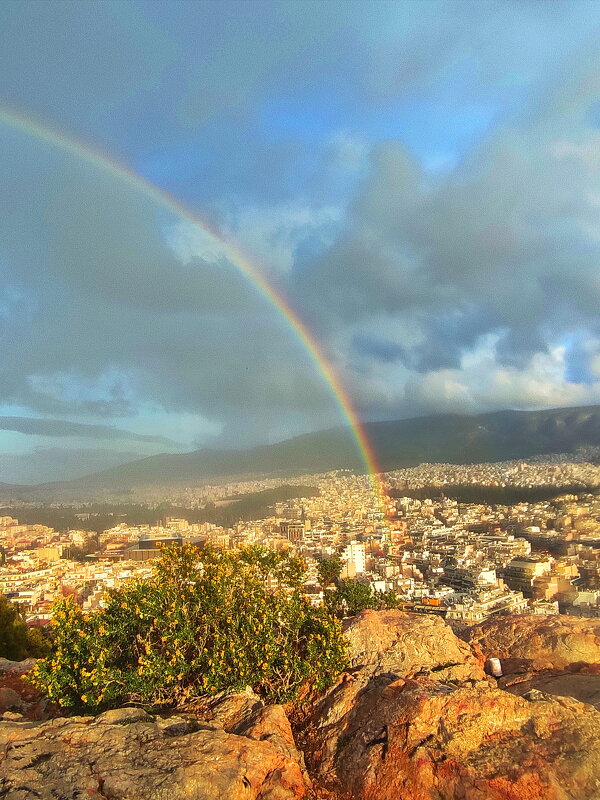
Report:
343,609,485,682
308,675,600,800
469,614,600,673
188,686,264,731
95,707,152,725
0,712,23,721
0,671,53,722
0,659,35,677
501,670,600,709
0,705,308,799
0,689,22,712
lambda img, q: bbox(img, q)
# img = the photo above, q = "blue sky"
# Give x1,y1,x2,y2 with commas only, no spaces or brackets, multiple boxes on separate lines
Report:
2,0,600,482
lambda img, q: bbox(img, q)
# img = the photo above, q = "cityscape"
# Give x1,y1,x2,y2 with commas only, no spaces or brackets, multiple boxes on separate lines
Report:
4,454,600,630
3,1,600,797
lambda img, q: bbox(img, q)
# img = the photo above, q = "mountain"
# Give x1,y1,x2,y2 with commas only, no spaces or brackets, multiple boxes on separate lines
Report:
3,405,600,500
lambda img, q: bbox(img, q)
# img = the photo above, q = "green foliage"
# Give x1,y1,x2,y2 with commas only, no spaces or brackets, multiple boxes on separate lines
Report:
0,595,29,660
30,544,347,712
0,595,49,660
316,556,342,590
334,579,377,616
327,579,401,617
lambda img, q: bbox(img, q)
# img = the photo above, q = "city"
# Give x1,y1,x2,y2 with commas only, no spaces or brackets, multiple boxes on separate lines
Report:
3,455,600,630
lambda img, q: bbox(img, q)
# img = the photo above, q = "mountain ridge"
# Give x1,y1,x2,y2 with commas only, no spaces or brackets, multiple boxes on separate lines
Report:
2,405,600,500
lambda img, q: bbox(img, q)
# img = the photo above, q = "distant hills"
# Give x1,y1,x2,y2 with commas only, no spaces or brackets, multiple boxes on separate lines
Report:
3,405,600,501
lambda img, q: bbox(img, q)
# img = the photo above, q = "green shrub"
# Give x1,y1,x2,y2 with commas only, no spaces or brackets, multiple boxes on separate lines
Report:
327,579,401,617
0,595,50,660
30,544,347,712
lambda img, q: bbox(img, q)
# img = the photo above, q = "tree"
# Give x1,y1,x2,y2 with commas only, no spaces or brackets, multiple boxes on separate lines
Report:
0,595,29,660
333,579,377,616
30,544,348,712
317,555,342,590
0,595,49,659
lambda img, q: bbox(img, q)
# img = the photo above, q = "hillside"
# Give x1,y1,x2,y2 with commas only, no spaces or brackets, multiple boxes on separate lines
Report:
4,405,600,500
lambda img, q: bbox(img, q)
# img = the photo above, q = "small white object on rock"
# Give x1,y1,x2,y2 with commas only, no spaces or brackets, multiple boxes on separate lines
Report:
487,657,503,677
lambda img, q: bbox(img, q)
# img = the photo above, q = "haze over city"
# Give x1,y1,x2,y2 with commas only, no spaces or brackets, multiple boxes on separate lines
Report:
2,1,600,484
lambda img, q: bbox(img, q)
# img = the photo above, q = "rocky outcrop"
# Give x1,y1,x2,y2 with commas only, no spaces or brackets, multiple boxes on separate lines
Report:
343,609,485,682
468,614,600,673
5,612,600,800
308,676,600,799
297,610,600,799
304,609,486,744
500,670,600,709
0,700,308,799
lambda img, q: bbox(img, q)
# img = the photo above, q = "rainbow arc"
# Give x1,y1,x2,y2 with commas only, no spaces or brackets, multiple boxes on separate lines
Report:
0,105,390,517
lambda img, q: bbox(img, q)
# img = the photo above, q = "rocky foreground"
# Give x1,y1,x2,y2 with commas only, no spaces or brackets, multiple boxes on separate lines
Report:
2,612,600,799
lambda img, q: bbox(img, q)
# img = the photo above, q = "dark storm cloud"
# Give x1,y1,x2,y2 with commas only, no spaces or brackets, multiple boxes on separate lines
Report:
0,417,180,447
0,131,339,446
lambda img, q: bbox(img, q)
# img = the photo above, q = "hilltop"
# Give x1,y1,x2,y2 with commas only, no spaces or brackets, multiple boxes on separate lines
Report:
3,405,600,501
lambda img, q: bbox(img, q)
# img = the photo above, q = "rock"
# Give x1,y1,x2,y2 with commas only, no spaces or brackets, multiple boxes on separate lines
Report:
192,691,310,784
0,687,23,711
469,614,600,673
501,670,600,709
343,609,485,682
0,658,35,676
233,704,304,765
309,675,600,800
191,686,265,731
95,706,152,725
1,711,24,721
155,715,199,736
0,705,308,799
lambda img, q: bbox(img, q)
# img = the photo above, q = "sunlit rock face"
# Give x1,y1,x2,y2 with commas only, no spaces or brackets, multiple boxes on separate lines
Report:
310,676,600,800
304,611,600,800
343,609,485,682
468,614,600,673
0,698,309,800
5,612,600,800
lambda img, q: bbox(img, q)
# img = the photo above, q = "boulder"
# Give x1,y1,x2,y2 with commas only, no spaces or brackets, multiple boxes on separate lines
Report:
95,706,152,725
344,609,485,682
188,686,264,730
0,705,308,799
309,675,600,800
469,614,600,673
0,658,35,676
500,670,600,709
0,687,23,711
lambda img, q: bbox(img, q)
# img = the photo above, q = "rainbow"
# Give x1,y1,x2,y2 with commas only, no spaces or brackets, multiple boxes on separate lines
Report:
0,105,389,515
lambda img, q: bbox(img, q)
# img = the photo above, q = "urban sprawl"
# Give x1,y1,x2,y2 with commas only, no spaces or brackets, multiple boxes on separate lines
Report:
3,456,600,627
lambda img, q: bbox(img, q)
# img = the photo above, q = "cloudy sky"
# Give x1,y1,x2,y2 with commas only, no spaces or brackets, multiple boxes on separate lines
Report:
2,0,600,483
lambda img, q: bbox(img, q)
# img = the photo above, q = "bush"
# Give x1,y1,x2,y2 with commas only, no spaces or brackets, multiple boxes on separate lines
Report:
30,544,347,712
0,595,50,660
326,579,401,617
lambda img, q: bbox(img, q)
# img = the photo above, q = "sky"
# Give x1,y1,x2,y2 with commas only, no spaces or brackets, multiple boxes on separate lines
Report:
2,0,600,483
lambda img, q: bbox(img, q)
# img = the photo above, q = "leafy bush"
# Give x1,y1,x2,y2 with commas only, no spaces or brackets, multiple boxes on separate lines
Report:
316,555,342,590
30,544,347,712
0,595,50,660
326,578,400,617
